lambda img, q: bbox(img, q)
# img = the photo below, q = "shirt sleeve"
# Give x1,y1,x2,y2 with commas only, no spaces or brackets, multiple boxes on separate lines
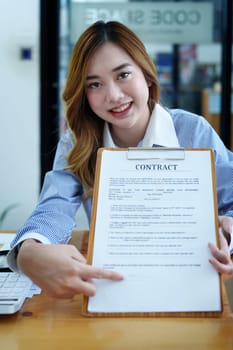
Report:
196,123,233,219
7,232,51,272
173,110,233,219
10,129,84,249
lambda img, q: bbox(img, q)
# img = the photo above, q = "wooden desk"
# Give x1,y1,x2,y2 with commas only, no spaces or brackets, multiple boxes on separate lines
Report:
1,231,233,349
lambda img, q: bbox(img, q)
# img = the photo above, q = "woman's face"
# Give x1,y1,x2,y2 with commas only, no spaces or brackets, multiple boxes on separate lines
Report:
85,42,151,145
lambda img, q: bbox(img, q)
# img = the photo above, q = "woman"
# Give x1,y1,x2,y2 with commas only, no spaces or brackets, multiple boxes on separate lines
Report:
8,21,233,298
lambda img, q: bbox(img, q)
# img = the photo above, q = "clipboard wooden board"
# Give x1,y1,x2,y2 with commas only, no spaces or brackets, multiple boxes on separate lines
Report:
82,147,222,317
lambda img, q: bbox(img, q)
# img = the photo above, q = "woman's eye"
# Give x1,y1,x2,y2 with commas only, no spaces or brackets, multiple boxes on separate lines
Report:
118,71,131,80
87,82,101,89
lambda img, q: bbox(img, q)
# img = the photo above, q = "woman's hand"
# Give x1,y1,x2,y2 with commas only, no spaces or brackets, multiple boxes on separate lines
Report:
208,216,233,275
17,239,123,299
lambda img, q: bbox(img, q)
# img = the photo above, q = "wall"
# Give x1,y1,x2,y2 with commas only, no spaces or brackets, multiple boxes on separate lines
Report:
0,0,40,229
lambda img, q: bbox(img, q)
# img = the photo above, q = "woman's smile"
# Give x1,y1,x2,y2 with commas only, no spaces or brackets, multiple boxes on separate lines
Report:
110,102,132,117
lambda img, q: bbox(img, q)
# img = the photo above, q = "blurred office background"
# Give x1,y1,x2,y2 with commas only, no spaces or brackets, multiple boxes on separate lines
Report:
0,0,232,230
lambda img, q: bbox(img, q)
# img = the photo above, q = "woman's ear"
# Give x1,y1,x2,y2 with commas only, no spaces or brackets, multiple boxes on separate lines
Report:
147,80,152,87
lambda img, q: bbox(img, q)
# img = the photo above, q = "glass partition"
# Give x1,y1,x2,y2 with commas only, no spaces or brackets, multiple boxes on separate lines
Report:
59,0,233,149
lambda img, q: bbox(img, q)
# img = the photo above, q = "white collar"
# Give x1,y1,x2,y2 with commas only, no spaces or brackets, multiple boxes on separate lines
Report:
103,103,180,148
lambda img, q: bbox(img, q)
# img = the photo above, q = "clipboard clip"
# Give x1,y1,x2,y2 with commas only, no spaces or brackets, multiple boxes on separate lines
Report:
127,147,185,160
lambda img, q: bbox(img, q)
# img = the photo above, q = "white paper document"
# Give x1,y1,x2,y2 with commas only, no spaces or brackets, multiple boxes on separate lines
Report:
87,149,221,314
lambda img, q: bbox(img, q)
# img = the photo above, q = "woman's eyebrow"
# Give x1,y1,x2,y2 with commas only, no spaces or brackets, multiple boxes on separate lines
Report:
86,63,132,81
86,74,99,81
112,63,132,72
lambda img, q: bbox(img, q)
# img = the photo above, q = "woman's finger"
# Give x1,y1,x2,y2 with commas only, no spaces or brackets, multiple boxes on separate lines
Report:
209,256,233,275
78,264,124,281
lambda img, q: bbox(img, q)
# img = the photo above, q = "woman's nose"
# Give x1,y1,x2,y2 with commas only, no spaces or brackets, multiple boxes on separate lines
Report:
105,82,124,103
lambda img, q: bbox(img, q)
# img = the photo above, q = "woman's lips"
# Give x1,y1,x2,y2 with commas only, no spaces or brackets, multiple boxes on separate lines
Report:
110,102,132,117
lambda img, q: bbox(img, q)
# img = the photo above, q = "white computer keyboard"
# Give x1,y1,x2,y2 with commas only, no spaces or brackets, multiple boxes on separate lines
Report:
0,272,33,314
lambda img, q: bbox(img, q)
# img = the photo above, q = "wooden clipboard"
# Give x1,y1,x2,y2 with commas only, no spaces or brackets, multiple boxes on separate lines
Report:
82,148,222,317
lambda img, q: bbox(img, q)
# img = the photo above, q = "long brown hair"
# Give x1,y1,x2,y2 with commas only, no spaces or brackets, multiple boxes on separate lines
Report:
62,21,160,196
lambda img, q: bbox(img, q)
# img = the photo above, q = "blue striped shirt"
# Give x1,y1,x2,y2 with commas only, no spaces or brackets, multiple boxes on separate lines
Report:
10,108,233,249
